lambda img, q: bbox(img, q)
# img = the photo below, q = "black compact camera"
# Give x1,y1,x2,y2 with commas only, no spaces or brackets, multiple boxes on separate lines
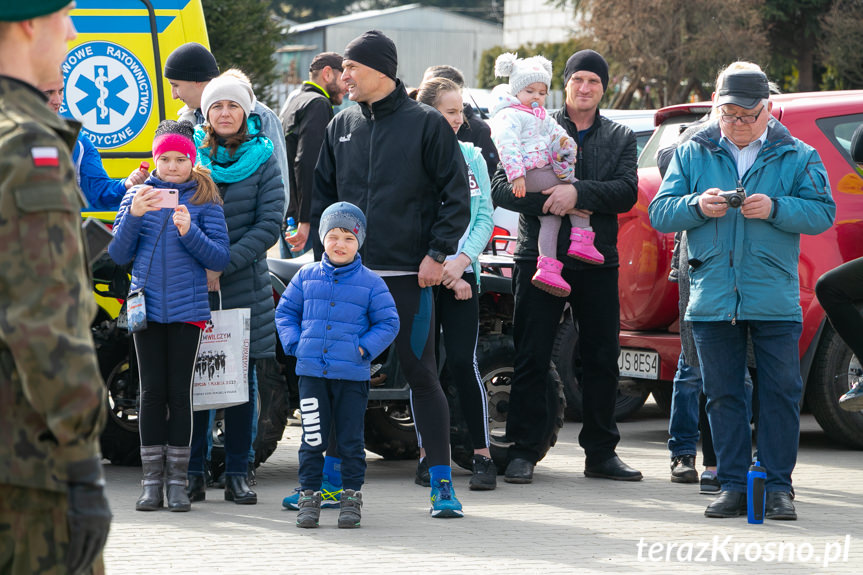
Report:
718,186,746,208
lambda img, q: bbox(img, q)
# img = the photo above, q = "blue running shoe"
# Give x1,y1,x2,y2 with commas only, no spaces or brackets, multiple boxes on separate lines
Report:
839,378,863,412
282,478,342,510
430,479,463,518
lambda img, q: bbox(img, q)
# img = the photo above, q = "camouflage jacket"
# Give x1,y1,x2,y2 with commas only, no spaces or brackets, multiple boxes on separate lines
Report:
0,75,106,493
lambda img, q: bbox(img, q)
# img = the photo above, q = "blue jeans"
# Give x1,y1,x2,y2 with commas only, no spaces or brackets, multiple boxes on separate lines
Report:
667,351,753,459
692,320,802,494
667,352,702,458
190,363,258,476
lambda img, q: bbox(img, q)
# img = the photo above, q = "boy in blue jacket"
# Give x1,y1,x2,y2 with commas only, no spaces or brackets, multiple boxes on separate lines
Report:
276,202,399,529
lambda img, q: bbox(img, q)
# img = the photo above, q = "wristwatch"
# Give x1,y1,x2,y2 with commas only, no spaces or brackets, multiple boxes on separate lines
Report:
427,249,447,264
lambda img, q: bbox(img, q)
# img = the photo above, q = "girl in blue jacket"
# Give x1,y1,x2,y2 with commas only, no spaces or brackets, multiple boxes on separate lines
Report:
276,202,399,529
109,120,230,513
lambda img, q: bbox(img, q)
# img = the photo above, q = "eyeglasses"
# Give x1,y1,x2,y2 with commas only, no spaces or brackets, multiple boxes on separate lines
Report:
720,106,764,125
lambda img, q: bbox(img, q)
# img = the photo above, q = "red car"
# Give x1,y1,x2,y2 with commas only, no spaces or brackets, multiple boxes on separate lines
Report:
615,91,863,448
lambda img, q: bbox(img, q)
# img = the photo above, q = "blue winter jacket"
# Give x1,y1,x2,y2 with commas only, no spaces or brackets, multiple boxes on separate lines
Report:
275,254,400,382
108,176,230,323
74,133,127,210
649,118,835,323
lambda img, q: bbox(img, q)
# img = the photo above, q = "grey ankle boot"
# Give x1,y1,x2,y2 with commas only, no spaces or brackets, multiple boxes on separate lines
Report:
166,445,192,512
136,445,165,511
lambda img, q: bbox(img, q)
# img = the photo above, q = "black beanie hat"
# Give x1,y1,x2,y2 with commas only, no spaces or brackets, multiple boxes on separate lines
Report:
563,49,609,92
164,42,220,82
343,30,398,80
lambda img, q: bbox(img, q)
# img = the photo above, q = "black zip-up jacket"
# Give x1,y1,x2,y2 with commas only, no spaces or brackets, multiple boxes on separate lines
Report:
311,80,470,271
458,103,498,181
280,82,333,223
490,108,638,268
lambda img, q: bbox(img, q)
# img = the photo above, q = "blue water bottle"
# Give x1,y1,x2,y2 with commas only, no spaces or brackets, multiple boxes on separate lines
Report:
747,460,766,524
285,216,297,237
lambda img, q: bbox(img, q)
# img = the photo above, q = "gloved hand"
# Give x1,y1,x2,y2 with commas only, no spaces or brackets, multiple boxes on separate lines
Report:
66,457,112,575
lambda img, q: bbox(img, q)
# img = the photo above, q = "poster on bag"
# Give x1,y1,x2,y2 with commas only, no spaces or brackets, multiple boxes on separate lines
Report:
192,307,251,411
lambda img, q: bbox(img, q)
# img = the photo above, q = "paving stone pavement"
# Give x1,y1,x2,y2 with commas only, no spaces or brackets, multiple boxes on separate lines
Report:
101,403,862,574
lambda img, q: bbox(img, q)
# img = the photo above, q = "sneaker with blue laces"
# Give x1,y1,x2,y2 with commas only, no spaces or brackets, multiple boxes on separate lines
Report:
282,477,342,510
430,479,463,518
839,377,863,412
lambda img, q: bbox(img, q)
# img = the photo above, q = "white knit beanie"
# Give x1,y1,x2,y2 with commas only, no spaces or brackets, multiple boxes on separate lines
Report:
201,74,256,122
495,53,553,96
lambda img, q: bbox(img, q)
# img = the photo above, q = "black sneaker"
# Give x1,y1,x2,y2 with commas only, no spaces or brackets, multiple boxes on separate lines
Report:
670,455,698,483
699,470,720,494
469,454,497,491
415,458,430,487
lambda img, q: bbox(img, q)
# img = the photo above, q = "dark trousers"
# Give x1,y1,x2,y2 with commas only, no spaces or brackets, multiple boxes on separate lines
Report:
384,276,451,467
298,376,369,492
133,322,201,447
189,363,257,476
434,275,488,450
508,261,621,464
816,257,863,360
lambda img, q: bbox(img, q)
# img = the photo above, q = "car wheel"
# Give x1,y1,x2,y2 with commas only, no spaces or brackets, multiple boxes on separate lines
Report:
806,324,863,449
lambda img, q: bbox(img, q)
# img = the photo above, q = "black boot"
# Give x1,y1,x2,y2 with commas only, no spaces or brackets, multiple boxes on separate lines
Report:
166,446,192,512
224,474,257,505
136,445,165,511
186,473,206,502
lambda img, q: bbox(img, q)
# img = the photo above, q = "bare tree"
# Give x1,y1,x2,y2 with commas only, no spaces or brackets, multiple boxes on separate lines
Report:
819,0,863,89
558,0,769,107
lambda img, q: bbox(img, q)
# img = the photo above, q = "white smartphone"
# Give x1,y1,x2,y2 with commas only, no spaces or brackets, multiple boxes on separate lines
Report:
151,188,179,209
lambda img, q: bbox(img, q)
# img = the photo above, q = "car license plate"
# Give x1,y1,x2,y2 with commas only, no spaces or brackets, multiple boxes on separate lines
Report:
618,348,659,379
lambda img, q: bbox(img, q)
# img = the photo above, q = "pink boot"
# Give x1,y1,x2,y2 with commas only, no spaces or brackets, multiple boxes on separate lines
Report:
567,228,604,264
531,256,571,297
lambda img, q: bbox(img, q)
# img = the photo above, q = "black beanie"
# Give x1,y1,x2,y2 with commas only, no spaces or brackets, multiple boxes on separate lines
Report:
164,42,220,82
563,49,609,92
343,30,398,80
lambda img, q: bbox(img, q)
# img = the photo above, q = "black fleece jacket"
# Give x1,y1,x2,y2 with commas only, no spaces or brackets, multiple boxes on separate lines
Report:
491,108,638,268
281,82,334,223
311,80,470,271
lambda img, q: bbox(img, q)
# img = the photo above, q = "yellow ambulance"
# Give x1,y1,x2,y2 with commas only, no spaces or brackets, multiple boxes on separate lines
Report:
62,0,208,184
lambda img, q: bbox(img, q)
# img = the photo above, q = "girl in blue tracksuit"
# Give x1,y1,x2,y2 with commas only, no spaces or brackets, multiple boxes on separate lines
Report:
109,120,230,512
410,78,497,490
276,202,399,528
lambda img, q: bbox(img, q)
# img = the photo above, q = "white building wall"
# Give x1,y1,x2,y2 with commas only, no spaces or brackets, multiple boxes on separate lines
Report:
503,0,582,48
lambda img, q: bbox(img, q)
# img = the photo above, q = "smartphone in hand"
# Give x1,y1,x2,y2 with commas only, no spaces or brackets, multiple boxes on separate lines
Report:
151,188,178,209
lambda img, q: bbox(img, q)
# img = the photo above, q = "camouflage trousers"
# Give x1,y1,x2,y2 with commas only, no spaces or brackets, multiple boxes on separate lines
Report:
0,485,104,575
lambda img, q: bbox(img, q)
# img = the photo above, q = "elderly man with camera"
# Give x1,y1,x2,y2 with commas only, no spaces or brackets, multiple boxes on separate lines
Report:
649,66,835,521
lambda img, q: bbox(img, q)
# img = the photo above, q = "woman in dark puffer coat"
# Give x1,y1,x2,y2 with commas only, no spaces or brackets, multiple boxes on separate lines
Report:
186,73,285,505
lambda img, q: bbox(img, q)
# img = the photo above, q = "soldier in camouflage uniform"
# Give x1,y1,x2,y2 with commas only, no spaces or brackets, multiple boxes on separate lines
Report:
0,3,112,574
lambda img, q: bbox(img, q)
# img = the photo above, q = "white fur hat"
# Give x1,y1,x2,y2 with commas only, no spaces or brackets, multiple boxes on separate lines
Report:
495,53,553,96
201,74,256,122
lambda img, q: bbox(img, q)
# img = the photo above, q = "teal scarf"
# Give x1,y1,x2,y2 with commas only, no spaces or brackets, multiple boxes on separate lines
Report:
194,115,274,184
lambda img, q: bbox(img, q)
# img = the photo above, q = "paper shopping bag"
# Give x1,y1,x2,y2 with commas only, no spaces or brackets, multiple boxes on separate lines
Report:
192,307,251,411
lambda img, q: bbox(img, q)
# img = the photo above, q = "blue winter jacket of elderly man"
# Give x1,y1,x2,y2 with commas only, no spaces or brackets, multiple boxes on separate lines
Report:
648,117,835,323
108,176,231,323
275,253,400,382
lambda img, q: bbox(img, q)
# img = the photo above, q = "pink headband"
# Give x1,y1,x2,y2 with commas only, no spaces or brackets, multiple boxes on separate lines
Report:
153,133,197,165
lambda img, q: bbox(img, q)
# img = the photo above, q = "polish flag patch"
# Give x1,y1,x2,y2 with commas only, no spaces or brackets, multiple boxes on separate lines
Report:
31,146,59,168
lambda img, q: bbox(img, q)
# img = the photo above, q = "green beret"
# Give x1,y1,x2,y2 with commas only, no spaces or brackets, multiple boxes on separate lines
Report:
0,1,72,22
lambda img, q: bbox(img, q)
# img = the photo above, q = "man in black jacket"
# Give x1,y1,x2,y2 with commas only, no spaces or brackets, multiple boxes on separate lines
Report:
312,31,470,518
423,64,498,181
491,49,642,483
279,52,345,256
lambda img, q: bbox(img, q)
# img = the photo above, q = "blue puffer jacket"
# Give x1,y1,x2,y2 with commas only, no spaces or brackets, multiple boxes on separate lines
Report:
215,155,285,359
649,118,835,323
275,254,400,382
108,176,230,323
